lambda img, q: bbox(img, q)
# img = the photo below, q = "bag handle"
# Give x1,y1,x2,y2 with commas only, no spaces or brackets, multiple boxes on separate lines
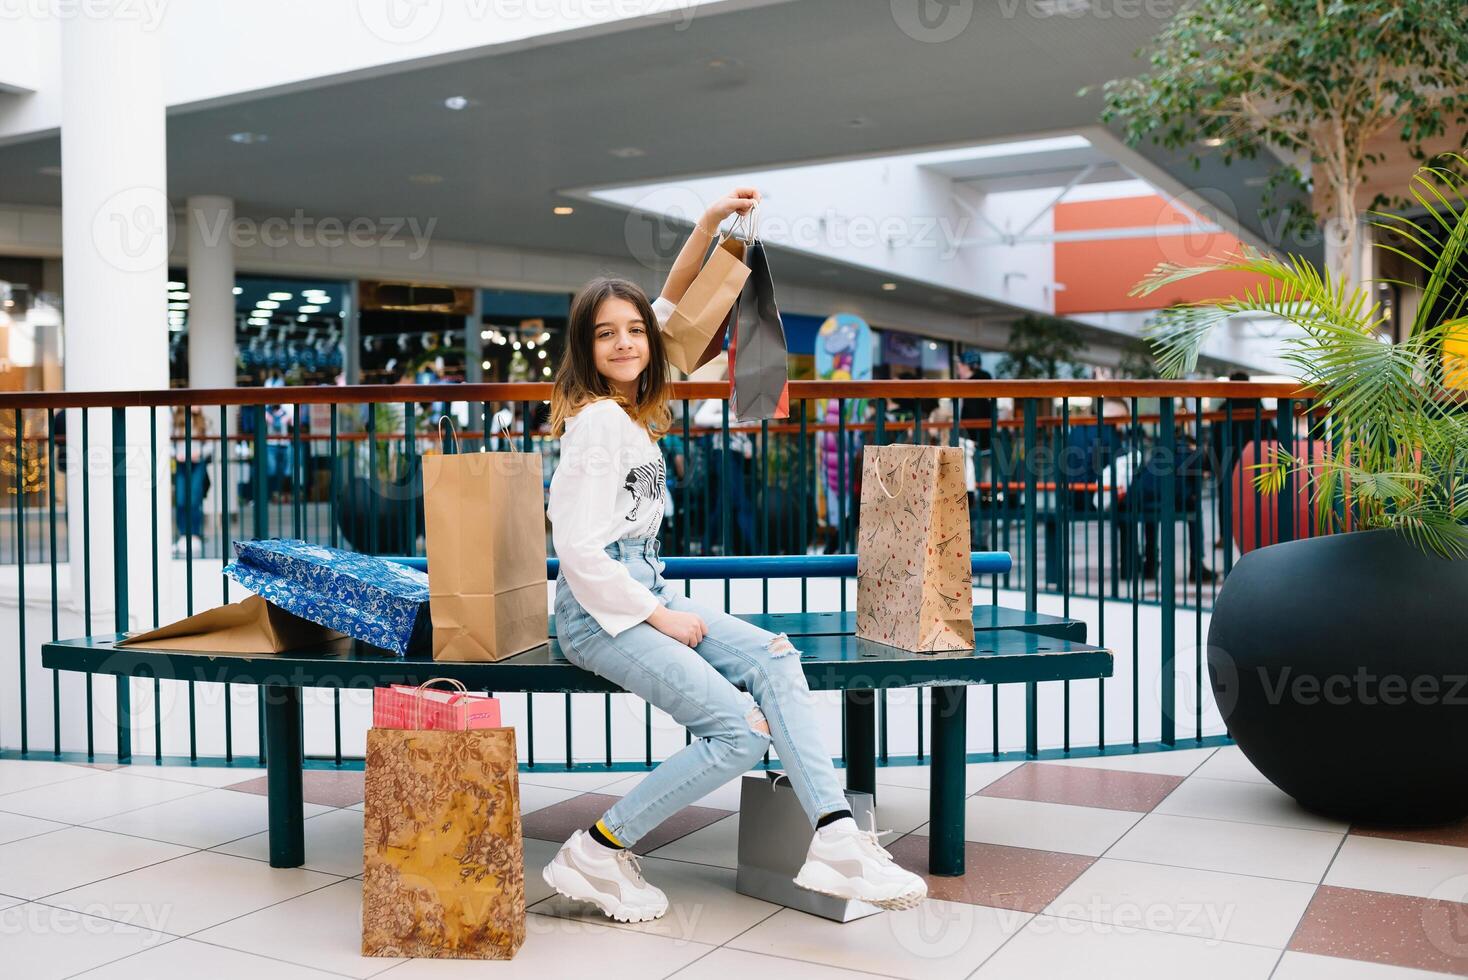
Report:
411,676,471,730
437,415,460,455
719,201,760,246
874,452,911,499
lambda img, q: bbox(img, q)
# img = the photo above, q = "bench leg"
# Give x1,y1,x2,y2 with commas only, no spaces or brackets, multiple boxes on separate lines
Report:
263,684,305,868
842,689,876,803
928,684,967,876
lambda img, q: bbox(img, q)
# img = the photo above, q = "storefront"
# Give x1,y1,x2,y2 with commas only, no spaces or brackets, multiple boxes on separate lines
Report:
167,271,348,388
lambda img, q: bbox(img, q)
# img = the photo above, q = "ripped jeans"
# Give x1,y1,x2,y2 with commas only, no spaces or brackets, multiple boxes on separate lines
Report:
554,536,850,846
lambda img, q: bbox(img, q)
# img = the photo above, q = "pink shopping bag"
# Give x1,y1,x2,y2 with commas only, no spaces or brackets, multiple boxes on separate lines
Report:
372,677,502,731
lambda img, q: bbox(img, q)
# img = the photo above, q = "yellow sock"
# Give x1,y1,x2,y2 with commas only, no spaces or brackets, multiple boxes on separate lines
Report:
592,818,626,848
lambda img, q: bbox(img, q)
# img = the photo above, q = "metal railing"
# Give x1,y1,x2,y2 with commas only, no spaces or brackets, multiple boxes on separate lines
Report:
0,379,1325,770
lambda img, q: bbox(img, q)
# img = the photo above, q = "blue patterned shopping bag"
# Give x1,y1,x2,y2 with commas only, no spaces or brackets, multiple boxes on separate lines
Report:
225,538,430,655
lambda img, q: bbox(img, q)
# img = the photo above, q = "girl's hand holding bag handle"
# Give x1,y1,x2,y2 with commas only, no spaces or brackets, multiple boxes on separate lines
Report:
661,214,753,375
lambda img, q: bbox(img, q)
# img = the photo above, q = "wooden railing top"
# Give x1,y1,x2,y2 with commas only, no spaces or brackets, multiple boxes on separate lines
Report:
0,379,1317,411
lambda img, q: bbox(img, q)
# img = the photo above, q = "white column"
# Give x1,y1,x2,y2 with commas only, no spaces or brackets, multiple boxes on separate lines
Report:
60,10,171,758
185,195,237,390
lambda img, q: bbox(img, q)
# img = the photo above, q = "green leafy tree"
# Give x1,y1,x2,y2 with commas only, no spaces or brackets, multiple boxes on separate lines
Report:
1097,0,1468,286
999,314,1087,379
1139,158,1468,557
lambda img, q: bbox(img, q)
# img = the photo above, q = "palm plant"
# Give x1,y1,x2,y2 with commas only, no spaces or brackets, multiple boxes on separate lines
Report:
1135,157,1468,557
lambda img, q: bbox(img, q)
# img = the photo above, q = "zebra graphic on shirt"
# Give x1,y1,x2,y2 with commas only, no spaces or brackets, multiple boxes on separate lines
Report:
623,457,665,524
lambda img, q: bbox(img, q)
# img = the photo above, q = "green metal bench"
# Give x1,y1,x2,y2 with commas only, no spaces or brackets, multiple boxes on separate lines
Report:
40,552,1111,878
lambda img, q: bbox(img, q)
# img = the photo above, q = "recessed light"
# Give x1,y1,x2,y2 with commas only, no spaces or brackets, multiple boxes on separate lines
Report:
1200,137,1226,147
608,147,646,159
169,291,190,300
298,305,321,313
256,300,279,310
231,286,243,295
267,292,292,301
482,360,491,370
444,96,477,111
167,281,185,290
409,173,444,185
881,282,898,291
553,206,574,215
228,132,268,144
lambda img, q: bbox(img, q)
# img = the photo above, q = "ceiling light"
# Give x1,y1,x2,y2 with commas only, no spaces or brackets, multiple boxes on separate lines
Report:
298,305,321,313
167,280,185,290
168,302,189,310
553,206,574,216
169,291,190,300
267,292,292,301
526,341,535,349
541,367,551,377
881,282,897,291
480,330,491,340
256,300,280,310
538,332,550,343
1200,137,1226,147
537,349,547,359
512,341,521,350
232,286,243,295
298,314,308,322
228,132,268,144
444,96,477,111
248,317,268,326
482,360,491,370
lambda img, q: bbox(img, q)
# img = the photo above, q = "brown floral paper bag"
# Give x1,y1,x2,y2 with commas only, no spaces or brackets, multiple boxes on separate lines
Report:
855,443,975,652
362,726,525,959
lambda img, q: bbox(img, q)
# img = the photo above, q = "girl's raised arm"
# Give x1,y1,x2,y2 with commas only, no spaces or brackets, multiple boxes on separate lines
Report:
658,187,761,305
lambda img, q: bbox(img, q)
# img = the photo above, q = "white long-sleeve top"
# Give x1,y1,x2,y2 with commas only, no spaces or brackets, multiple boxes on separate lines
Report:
546,295,678,637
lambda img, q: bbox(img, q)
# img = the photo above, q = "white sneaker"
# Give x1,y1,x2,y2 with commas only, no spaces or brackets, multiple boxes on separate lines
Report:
794,817,927,911
542,829,669,923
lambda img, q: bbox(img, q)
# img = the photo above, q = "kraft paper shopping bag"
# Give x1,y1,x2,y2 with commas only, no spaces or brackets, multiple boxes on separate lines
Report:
662,231,749,375
855,443,975,652
118,594,343,653
422,423,548,662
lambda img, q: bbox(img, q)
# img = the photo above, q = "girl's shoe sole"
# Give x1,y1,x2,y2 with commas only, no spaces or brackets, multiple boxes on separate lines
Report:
541,861,667,923
793,866,926,912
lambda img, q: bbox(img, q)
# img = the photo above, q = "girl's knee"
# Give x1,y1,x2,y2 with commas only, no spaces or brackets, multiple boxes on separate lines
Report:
764,632,799,658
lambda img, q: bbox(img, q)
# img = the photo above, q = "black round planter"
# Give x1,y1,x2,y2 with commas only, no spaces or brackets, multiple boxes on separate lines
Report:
1208,529,1468,825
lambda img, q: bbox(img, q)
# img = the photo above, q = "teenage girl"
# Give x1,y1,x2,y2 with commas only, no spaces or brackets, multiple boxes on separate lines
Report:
541,187,927,922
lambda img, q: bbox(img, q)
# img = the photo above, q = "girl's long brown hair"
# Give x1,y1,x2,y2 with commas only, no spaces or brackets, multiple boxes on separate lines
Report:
550,277,673,440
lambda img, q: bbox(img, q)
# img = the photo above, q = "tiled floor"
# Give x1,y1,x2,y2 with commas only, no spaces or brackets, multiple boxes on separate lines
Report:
2,747,1467,977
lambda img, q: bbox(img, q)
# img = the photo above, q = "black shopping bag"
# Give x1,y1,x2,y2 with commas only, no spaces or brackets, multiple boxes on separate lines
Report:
728,218,790,422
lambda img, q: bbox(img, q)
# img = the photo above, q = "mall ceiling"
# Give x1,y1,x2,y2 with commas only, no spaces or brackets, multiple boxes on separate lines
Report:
0,0,1297,319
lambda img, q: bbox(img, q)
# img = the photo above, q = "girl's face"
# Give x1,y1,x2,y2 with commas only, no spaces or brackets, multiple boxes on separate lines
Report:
592,296,650,394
